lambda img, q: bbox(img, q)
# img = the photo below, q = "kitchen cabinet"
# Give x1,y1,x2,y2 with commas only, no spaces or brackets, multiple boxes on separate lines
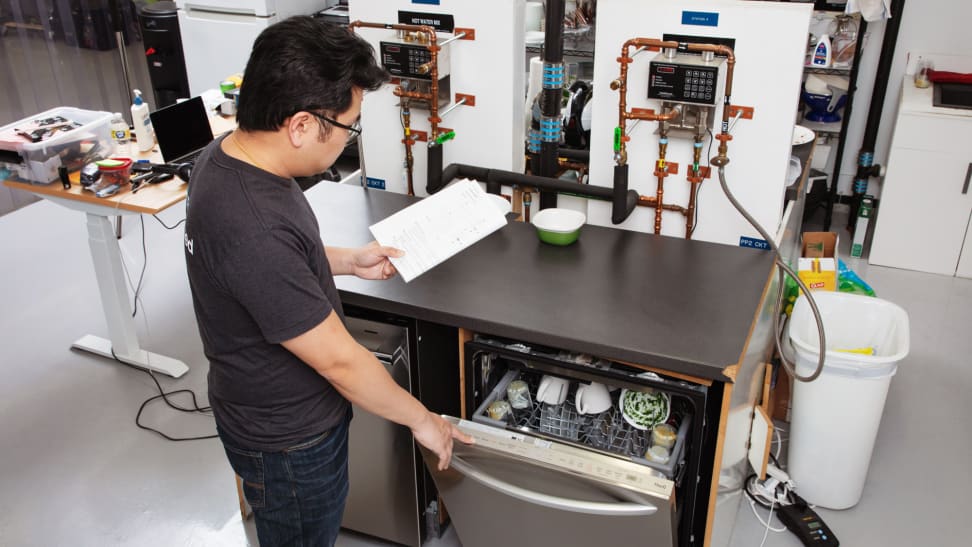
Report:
869,83,972,277
303,182,789,546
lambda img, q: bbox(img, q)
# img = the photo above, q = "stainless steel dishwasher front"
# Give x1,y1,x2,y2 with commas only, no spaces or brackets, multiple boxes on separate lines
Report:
420,417,676,547
342,316,421,546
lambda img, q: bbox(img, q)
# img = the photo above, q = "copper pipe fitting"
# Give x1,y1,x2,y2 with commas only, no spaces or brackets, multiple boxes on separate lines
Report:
350,21,441,137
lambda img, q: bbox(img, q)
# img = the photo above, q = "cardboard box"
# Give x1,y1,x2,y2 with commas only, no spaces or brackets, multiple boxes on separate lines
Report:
799,232,838,292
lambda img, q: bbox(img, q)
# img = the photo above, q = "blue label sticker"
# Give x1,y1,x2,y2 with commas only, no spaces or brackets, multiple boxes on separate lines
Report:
412,0,441,5
365,177,386,190
739,236,771,251
681,11,719,27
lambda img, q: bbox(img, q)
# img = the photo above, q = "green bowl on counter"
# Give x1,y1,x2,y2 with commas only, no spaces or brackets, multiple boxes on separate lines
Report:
531,208,586,246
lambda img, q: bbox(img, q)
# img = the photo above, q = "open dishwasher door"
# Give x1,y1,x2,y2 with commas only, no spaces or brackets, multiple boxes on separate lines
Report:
421,417,676,547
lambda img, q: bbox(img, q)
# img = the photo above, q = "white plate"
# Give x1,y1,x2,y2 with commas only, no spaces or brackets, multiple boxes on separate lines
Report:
619,388,670,431
525,31,545,45
792,125,815,146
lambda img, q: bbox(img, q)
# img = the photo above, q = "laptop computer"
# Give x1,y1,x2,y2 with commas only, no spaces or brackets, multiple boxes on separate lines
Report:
149,96,215,164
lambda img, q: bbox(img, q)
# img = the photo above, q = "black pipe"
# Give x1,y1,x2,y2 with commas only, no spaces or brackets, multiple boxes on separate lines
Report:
847,0,906,231
613,165,634,224
427,143,444,193
433,162,639,223
557,148,590,162
534,0,566,210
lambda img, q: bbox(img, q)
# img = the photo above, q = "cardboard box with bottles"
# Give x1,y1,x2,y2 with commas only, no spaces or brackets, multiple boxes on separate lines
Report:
798,232,838,292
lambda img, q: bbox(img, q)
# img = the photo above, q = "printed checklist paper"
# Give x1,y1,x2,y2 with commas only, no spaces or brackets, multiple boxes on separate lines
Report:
369,179,508,282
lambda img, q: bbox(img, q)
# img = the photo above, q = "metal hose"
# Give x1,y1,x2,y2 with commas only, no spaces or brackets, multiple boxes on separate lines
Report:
716,166,827,382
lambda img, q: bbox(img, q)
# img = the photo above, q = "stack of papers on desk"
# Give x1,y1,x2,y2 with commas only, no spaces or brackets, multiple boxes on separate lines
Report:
369,179,508,282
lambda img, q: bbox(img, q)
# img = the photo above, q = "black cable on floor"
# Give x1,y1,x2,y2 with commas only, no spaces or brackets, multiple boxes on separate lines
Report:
110,348,217,442
152,214,186,230
131,215,147,317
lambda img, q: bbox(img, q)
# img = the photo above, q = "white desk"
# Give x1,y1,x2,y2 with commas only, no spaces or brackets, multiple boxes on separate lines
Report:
3,115,234,377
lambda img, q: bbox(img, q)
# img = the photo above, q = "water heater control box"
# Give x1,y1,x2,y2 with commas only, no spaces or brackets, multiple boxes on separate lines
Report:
379,40,451,81
648,51,725,106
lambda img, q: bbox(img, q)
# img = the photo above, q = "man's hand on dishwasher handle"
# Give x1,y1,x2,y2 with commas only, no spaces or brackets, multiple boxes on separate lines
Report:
412,412,475,471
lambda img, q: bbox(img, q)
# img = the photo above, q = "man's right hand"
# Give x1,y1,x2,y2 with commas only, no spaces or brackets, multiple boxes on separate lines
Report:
411,412,475,471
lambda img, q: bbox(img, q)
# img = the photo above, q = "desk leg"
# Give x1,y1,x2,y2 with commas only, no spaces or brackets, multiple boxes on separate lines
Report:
71,213,189,378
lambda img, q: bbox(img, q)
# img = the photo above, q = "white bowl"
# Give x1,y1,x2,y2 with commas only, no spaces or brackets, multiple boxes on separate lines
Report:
792,125,815,146
525,31,545,45
531,208,586,233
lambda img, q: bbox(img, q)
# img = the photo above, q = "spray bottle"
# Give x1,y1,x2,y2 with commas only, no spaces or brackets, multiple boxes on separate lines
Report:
131,89,155,152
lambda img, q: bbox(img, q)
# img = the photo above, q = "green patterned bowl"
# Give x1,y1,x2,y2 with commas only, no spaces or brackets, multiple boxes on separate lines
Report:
531,208,586,246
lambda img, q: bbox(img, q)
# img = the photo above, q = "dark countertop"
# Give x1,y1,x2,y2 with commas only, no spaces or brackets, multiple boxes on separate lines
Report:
306,183,776,381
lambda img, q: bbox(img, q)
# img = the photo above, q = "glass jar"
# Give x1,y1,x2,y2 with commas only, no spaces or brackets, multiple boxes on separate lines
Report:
830,15,858,67
914,58,933,89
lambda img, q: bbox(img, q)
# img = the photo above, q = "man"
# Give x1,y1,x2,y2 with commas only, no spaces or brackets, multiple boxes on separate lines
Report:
184,17,471,546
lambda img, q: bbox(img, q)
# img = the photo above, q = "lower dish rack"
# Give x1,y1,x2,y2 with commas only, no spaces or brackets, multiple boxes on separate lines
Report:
472,369,692,479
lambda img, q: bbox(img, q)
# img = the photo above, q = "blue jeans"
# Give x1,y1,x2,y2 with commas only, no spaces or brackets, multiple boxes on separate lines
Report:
219,414,351,547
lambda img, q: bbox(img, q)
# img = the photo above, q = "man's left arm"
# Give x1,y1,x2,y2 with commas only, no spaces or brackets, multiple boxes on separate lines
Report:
326,242,403,279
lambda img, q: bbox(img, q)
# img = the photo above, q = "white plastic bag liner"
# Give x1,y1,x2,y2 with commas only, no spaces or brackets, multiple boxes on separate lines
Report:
786,291,910,509
788,291,909,378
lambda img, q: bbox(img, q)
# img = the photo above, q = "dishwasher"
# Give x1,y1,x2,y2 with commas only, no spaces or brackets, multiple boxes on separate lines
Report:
343,315,421,546
419,335,721,547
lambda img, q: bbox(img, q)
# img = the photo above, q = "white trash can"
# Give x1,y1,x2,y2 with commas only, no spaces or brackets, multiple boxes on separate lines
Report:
786,291,910,510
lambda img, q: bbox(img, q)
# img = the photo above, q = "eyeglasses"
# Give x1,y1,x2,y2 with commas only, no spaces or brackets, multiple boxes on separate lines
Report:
310,111,361,143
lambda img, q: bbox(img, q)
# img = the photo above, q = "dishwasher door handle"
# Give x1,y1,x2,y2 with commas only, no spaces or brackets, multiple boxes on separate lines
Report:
449,454,658,517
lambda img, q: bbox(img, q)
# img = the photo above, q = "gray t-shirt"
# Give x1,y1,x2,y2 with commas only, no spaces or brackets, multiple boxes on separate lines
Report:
184,134,348,451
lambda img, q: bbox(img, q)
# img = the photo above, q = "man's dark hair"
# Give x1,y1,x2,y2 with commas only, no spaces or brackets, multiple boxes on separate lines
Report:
236,17,388,133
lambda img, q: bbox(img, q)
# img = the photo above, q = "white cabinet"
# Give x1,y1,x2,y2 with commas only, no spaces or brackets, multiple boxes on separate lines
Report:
869,86,972,278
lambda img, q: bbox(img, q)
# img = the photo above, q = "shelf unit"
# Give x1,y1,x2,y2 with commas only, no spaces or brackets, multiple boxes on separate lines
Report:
798,3,868,230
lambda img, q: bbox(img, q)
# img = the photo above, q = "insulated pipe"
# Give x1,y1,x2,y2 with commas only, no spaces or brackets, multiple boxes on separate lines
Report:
349,21,441,137
847,0,906,230
427,142,445,193
430,162,639,223
557,148,590,162
534,0,567,210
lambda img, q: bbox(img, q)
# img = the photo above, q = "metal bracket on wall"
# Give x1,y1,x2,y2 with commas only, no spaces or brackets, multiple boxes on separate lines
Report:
728,105,754,120
454,93,476,107
453,27,476,41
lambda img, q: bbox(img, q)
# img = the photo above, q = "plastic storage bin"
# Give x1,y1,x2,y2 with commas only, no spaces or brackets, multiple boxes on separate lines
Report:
786,291,910,509
0,107,113,184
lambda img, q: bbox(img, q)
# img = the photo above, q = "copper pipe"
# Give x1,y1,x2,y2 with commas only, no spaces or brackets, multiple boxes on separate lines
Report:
653,131,670,234
636,195,687,213
612,39,736,165
522,190,533,222
557,159,588,172
686,181,700,238
626,106,680,122
612,38,679,165
349,21,441,137
401,104,415,196
685,43,736,165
